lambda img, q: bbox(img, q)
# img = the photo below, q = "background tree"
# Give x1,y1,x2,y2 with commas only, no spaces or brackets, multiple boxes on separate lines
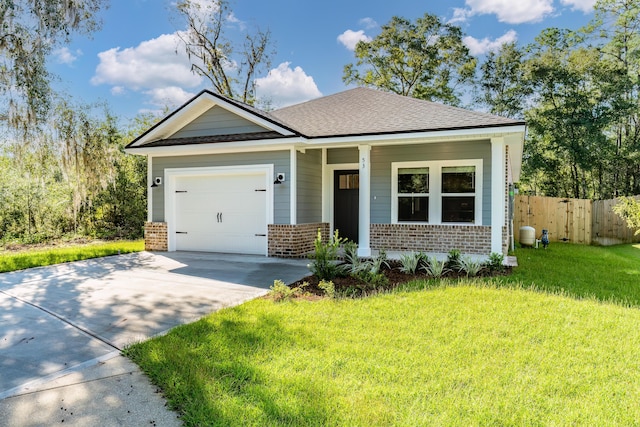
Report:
0,0,105,129
587,0,640,196
343,13,476,106
521,29,616,199
175,0,274,105
474,42,530,119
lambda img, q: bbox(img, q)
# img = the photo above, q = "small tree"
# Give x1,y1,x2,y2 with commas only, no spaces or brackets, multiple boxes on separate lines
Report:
343,13,476,106
174,0,274,105
612,196,640,235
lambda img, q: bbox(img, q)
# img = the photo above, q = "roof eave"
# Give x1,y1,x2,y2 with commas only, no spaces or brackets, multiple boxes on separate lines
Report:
124,136,308,156
125,90,301,149
299,124,526,146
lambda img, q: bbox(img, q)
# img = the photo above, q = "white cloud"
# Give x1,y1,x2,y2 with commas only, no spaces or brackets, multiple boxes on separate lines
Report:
464,0,554,24
53,47,81,65
255,62,322,108
464,30,518,55
449,7,473,24
359,17,378,29
144,87,196,109
560,0,596,13
91,32,203,109
337,29,372,51
110,86,126,96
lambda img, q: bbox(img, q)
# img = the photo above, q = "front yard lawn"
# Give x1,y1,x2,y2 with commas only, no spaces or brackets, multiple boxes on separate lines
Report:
0,239,144,273
126,243,640,426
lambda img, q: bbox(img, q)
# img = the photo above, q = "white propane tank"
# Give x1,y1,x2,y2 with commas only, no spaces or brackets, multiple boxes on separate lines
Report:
519,226,536,247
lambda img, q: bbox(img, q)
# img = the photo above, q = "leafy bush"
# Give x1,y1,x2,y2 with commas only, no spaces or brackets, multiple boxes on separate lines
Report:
399,252,421,274
446,248,461,269
269,280,308,302
485,252,505,273
308,229,347,280
422,256,449,278
456,255,484,277
318,280,336,299
613,196,640,235
342,241,369,274
368,249,390,274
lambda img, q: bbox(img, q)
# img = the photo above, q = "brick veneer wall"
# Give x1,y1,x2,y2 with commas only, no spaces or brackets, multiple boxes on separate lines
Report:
144,222,168,251
268,223,330,257
370,224,492,255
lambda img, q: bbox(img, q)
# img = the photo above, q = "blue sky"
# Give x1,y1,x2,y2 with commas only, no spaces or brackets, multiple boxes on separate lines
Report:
48,0,597,121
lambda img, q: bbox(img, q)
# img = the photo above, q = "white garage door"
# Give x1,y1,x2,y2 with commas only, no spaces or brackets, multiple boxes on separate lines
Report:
173,172,268,255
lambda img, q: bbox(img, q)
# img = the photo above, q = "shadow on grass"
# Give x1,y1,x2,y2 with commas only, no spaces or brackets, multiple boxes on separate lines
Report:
126,309,335,427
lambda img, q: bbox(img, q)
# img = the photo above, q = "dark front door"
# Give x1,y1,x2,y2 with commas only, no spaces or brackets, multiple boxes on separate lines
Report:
334,170,359,243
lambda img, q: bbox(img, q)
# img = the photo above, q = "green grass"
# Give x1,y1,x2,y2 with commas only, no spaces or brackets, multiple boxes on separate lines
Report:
126,243,640,426
0,239,144,272
505,243,640,306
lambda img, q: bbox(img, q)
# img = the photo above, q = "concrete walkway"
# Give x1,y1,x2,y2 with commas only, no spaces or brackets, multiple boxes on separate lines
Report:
0,251,309,426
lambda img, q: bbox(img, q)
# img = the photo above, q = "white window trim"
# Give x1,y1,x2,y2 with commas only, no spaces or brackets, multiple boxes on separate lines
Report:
391,159,483,225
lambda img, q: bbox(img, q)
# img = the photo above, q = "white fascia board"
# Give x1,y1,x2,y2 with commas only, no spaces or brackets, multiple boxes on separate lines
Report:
300,125,527,148
125,137,307,156
130,92,296,148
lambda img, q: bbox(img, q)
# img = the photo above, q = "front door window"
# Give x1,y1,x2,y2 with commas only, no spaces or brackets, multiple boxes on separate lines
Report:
334,170,359,243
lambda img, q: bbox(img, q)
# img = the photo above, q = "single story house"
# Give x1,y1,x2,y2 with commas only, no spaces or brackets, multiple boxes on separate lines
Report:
125,87,526,258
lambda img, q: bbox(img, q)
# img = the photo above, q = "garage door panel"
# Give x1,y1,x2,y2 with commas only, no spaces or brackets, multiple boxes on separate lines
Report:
173,172,268,255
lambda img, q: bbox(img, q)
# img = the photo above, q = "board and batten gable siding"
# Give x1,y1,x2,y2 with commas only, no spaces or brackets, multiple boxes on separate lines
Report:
170,106,266,139
370,140,493,225
296,149,323,223
151,151,290,224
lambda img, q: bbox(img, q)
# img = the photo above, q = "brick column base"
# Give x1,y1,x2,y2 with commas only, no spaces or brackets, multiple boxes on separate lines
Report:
144,222,168,251
268,223,330,257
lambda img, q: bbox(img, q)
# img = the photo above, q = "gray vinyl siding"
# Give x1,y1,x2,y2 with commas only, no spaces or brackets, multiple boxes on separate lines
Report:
151,151,290,224
327,147,358,164
370,140,492,225
171,106,266,139
296,149,322,223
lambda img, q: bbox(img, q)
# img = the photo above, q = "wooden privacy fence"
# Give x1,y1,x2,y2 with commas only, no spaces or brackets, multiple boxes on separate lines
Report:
513,195,640,245
514,196,592,244
592,196,640,245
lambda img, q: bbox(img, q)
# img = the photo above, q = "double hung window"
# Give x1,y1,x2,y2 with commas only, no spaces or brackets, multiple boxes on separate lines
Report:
392,160,482,224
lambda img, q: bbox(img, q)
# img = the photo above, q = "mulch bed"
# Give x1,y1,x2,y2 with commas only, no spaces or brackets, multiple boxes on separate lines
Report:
290,260,512,297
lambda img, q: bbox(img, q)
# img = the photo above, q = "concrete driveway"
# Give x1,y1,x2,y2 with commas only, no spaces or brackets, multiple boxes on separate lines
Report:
0,251,309,426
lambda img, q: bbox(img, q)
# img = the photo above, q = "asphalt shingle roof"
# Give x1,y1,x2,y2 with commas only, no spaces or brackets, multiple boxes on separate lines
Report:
127,87,525,149
268,87,524,138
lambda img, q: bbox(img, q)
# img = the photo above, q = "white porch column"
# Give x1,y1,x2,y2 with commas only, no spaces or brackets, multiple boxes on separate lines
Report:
491,137,506,254
290,148,297,225
358,145,371,257
321,148,329,222
147,155,153,222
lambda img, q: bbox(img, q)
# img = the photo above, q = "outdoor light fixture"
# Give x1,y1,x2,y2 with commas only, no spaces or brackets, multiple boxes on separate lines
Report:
150,177,162,188
274,172,285,184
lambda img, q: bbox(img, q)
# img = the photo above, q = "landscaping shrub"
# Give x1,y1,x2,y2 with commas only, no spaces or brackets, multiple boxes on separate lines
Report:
318,280,336,299
422,256,449,278
308,229,347,280
456,255,484,277
485,252,505,273
398,252,421,274
269,280,308,302
446,248,461,269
